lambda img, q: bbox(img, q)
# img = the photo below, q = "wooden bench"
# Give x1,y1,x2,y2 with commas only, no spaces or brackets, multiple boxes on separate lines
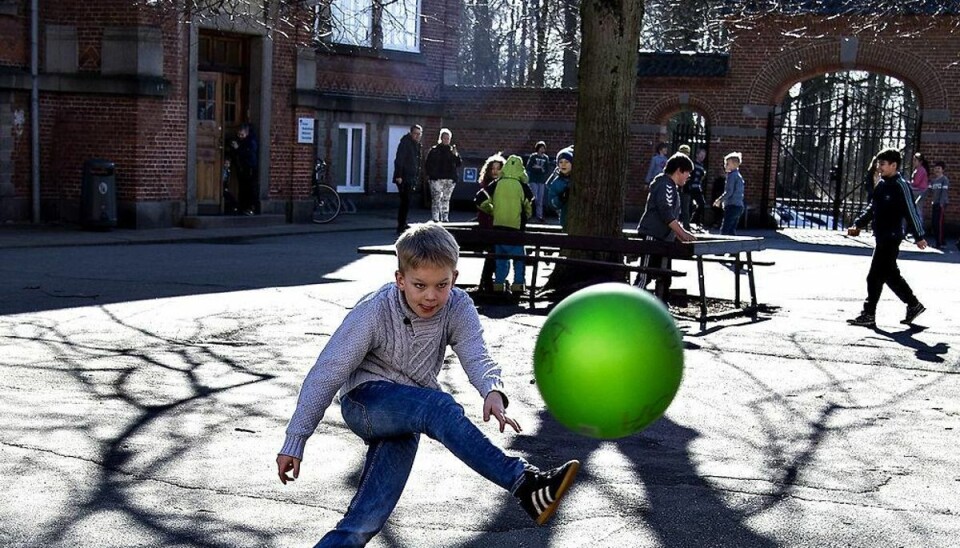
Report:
358,224,770,329
358,228,687,307
446,225,771,322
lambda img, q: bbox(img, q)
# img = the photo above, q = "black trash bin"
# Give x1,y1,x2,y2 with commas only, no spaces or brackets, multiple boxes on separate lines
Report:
81,159,117,229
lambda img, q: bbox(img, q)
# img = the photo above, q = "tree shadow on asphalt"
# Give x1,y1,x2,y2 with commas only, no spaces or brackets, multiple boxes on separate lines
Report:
6,308,284,547
694,330,954,521
868,325,950,363
456,410,777,548
452,293,953,546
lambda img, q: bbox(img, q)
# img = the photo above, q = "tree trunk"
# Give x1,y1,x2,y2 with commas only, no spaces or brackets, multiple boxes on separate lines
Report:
524,0,536,85
517,0,528,86
546,0,644,290
561,0,579,87
506,5,517,86
531,0,548,87
472,0,496,84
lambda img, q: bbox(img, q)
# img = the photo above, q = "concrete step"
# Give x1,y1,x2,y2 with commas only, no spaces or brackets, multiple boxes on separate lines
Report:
182,214,288,229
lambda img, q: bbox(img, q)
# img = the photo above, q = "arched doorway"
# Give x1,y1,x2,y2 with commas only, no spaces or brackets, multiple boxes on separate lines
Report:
763,71,920,229
667,110,709,155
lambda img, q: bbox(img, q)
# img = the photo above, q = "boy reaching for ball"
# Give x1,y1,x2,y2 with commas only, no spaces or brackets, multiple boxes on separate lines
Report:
277,223,580,547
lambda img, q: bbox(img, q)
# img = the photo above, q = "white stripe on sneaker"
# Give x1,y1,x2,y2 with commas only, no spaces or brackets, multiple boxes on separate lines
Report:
543,487,555,504
534,488,553,514
531,492,545,515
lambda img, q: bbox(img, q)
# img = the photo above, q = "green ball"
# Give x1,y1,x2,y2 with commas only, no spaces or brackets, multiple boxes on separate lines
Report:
533,283,684,439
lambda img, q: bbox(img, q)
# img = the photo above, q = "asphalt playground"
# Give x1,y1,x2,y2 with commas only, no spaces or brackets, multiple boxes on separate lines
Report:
0,211,958,547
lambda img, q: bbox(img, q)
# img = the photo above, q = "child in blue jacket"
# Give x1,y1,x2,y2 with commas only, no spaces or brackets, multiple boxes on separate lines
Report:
545,146,574,230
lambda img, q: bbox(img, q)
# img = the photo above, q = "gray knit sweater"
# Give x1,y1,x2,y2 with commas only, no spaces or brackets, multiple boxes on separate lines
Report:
279,283,505,460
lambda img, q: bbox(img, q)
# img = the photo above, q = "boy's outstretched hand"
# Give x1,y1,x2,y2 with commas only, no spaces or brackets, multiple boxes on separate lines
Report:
483,391,521,434
277,454,301,485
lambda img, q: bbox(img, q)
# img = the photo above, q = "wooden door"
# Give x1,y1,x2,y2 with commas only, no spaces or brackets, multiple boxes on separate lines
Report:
197,71,223,211
196,71,245,214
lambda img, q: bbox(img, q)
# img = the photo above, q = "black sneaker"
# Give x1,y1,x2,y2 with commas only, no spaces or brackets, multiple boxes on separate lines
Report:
515,460,580,525
847,312,876,327
901,302,926,325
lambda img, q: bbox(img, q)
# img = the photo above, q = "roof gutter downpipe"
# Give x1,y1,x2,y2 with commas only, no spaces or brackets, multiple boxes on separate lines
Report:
30,0,40,224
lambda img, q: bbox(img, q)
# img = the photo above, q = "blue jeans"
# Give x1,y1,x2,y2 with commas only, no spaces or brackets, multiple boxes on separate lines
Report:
720,205,744,236
529,182,546,218
315,381,528,547
494,244,526,285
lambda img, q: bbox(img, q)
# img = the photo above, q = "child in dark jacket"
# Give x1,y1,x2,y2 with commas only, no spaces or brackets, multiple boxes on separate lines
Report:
476,155,534,294
634,153,697,301
476,153,506,292
525,141,550,222
928,161,949,248
847,148,928,328
545,146,573,230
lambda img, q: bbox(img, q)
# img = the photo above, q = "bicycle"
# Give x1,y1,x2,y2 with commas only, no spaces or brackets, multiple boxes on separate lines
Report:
311,158,342,224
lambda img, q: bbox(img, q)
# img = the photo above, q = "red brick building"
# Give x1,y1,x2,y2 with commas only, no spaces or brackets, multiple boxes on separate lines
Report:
446,15,960,227
1,1,958,231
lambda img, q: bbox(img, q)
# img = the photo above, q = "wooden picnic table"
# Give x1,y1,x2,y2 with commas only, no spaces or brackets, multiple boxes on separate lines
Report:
359,223,769,329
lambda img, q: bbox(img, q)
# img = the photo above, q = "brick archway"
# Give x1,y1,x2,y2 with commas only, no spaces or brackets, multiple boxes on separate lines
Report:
747,40,948,110
645,94,721,127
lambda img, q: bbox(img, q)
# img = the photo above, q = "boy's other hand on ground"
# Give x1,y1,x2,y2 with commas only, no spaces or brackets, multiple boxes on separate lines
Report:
277,454,301,485
917,239,928,250
483,391,521,434
847,227,860,237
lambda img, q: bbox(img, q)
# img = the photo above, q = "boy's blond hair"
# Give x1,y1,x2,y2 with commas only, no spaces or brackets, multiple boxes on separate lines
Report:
724,152,742,164
396,223,459,272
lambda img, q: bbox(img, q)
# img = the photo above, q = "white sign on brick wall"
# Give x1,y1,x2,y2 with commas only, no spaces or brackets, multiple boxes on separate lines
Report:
297,118,315,144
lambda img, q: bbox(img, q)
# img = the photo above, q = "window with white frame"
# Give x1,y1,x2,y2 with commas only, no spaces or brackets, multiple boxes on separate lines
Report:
381,0,420,52
335,123,366,192
329,0,372,47
317,0,420,53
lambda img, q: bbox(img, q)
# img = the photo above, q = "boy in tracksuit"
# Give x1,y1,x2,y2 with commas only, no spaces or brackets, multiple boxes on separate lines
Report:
476,155,534,294
634,153,697,301
847,148,928,327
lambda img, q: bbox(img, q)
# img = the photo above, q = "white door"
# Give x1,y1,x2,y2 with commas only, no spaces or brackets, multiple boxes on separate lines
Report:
385,125,409,194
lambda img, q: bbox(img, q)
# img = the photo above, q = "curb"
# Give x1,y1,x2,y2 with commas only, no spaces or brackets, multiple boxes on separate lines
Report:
0,217,399,250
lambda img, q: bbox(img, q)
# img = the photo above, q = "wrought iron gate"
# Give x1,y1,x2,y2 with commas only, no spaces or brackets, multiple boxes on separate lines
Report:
669,111,709,155
761,72,921,230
